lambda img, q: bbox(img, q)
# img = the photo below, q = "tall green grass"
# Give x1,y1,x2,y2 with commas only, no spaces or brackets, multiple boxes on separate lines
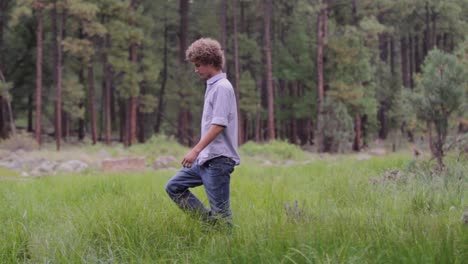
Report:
0,153,466,263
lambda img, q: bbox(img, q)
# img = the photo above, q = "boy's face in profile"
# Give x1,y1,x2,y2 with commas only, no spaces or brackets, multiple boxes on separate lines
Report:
192,61,218,80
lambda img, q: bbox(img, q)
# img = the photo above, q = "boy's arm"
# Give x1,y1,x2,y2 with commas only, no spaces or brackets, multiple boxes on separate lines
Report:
181,124,225,168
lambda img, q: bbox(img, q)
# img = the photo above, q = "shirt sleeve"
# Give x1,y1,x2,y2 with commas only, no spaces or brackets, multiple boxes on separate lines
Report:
211,85,234,127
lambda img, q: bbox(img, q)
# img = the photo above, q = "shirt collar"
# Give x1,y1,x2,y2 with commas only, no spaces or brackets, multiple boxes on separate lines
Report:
206,72,226,86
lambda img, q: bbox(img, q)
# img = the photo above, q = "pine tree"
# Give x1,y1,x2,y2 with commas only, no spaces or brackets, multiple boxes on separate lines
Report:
411,49,466,168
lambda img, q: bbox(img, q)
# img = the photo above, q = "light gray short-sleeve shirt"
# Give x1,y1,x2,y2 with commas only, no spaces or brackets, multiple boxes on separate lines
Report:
197,73,240,166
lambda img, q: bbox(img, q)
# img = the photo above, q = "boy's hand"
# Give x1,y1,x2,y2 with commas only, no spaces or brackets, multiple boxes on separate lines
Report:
181,149,200,168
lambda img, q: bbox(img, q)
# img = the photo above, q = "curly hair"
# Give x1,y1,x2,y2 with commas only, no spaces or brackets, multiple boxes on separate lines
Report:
185,38,225,70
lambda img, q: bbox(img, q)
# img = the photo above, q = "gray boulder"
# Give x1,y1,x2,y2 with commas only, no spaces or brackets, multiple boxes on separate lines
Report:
30,160,59,176
57,160,89,173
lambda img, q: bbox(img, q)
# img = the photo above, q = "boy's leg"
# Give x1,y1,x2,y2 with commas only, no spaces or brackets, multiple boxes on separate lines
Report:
201,157,235,224
165,164,210,218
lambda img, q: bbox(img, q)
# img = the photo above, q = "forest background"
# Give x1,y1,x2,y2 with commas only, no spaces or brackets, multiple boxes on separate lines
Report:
0,1,467,263
0,0,466,163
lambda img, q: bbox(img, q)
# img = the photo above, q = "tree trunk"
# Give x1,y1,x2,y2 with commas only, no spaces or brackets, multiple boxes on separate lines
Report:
378,31,389,139
179,0,188,65
62,111,68,140
35,1,44,146
78,106,84,140
353,115,362,151
129,96,137,146
423,1,430,58
121,99,128,145
431,7,437,50
128,0,139,146
409,35,414,88
351,0,358,24
233,0,243,145
390,37,395,75
88,63,97,144
138,108,145,143
28,93,33,132
316,0,328,151
255,103,261,142
442,33,449,52
220,0,227,63
1,1,14,137
378,104,388,139
0,0,7,74
362,114,368,148
177,0,191,146
263,0,275,141
103,33,112,144
427,121,435,158
290,81,299,144
415,35,421,73
400,36,410,88
53,2,64,151
434,120,445,170
155,11,168,134
379,33,388,62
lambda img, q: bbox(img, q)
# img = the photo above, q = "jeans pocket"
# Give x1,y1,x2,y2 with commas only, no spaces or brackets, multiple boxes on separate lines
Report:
207,157,234,174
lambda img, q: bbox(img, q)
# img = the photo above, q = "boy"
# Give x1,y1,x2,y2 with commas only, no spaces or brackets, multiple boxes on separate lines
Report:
165,38,240,230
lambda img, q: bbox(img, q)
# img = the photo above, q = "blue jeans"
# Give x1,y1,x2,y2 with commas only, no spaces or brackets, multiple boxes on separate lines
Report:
165,156,235,223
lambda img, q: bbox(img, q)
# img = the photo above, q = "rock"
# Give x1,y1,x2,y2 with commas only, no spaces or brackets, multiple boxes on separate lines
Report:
30,160,59,176
463,211,468,225
102,157,146,172
57,160,89,173
153,156,177,170
0,160,24,170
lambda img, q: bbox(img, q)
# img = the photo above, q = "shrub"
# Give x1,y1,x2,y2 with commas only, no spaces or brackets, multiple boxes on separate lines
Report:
316,98,354,153
0,132,39,152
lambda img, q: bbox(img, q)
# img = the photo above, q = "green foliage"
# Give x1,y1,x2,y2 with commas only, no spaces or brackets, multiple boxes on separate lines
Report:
317,98,354,153
62,74,85,120
239,140,308,161
237,33,262,75
67,0,100,21
138,94,157,114
412,49,466,135
455,39,468,118
374,61,407,129
239,71,258,119
62,38,94,64
327,26,378,120
9,0,34,27
273,11,314,82
3,0,468,145
410,48,467,166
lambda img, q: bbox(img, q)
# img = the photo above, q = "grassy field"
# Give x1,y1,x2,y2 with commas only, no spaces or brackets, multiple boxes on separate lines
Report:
0,146,467,263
